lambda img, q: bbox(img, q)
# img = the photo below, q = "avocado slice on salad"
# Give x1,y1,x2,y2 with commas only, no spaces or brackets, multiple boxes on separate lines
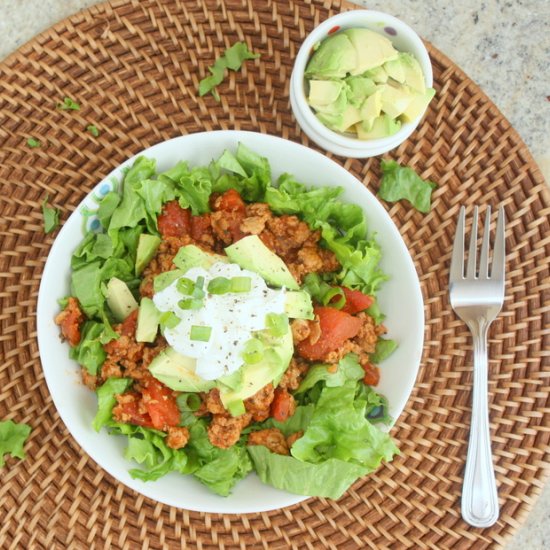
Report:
135,233,161,276
105,277,138,322
225,235,299,290
148,347,216,392
173,244,228,272
218,327,294,416
135,297,161,343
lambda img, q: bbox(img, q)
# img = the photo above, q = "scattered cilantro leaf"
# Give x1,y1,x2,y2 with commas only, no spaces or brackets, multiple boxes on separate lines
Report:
57,97,80,111
42,195,60,234
86,124,100,137
378,160,437,213
199,42,260,99
0,420,31,467
26,137,41,148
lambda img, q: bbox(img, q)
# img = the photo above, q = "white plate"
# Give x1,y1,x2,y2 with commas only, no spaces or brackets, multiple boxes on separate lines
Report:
37,130,424,514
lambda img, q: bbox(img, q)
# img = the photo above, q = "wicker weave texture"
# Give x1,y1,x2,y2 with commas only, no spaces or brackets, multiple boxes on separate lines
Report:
0,0,549,548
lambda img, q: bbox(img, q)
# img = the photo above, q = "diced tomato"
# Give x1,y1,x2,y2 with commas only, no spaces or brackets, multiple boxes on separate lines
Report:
340,288,374,315
141,377,180,430
362,362,380,386
270,388,296,423
297,306,362,361
56,297,84,346
190,213,212,241
120,309,139,337
113,392,154,428
157,200,191,237
215,189,246,214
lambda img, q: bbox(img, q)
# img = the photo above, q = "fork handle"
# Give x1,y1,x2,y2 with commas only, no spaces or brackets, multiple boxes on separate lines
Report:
461,325,499,527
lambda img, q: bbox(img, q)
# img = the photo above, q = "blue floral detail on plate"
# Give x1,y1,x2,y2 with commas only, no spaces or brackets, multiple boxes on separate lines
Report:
80,175,120,234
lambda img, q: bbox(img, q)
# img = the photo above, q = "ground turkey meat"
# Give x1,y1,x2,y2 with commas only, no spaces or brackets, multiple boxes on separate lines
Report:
244,383,275,422
278,358,310,392
166,426,190,450
247,428,289,455
55,297,84,346
207,413,252,449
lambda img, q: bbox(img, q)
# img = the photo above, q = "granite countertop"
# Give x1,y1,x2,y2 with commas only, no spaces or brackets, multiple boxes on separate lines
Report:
0,0,548,548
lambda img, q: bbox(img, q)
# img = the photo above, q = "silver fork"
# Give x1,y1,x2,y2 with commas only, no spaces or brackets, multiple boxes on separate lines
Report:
449,205,506,528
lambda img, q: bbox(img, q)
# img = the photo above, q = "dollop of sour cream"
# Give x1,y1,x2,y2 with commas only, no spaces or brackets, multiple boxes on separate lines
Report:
153,262,286,380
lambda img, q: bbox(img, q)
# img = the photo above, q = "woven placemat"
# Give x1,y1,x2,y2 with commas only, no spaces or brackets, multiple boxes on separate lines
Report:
0,0,549,548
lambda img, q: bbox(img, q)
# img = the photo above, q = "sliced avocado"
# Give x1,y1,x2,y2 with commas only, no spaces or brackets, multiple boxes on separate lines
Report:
317,104,362,133
356,114,401,140
401,87,435,122
149,347,215,392
218,328,293,416
225,235,299,290
153,269,186,293
309,85,347,116
136,297,160,343
363,65,388,84
343,28,398,75
380,83,414,119
135,233,161,276
383,53,408,84
173,244,228,273
345,76,377,107
285,291,314,320
359,88,383,131
305,33,357,79
106,277,138,322
400,53,426,93
307,80,344,106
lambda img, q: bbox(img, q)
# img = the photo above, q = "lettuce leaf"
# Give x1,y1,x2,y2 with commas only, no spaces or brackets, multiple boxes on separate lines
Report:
291,382,398,469
370,338,398,364
108,422,195,481
295,353,364,395
0,420,32,467
92,377,132,432
248,446,368,499
186,421,252,496
264,173,387,295
378,160,436,213
69,321,107,375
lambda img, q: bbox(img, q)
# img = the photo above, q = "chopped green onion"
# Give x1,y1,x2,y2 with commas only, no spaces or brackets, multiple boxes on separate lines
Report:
231,276,251,293
322,287,346,309
176,277,195,296
193,276,206,299
242,338,264,364
190,325,212,342
86,124,100,137
178,298,203,310
159,311,181,329
57,97,80,111
265,313,289,337
176,393,202,412
26,137,41,148
207,276,232,295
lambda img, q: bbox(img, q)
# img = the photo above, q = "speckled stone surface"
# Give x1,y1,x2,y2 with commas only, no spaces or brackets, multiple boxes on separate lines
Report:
0,0,548,548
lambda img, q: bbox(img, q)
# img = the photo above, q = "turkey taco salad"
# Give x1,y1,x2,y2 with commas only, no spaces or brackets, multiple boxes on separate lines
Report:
55,143,399,499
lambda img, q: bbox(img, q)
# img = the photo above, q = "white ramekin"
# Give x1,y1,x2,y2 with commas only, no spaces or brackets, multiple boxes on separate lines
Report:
290,10,433,158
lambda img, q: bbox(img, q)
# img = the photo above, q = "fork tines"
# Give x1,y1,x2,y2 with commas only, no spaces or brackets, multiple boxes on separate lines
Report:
450,206,505,282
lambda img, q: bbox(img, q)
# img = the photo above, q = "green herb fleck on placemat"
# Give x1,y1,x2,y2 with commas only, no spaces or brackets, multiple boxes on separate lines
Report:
378,160,436,213
199,42,260,100
26,137,41,148
0,420,31,467
57,97,80,111
86,124,100,137
42,195,60,234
